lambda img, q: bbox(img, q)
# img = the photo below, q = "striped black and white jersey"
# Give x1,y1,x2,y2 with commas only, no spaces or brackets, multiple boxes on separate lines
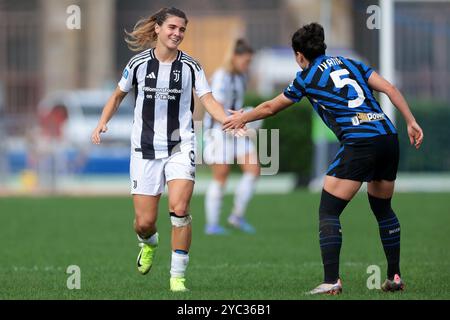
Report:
203,68,246,130
118,48,211,159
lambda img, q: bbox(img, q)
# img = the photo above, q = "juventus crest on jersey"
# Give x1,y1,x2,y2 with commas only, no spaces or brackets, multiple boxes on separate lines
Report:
119,48,211,160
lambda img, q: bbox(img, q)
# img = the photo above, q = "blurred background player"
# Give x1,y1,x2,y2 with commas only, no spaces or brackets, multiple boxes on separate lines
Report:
224,23,424,295
91,7,230,292
203,39,260,235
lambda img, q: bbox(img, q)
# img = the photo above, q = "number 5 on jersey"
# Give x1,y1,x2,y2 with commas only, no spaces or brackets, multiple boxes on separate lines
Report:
330,69,365,108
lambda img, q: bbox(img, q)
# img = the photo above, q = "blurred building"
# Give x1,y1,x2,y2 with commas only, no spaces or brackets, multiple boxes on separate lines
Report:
1,0,450,191
0,0,277,116
0,0,357,117
2,0,449,115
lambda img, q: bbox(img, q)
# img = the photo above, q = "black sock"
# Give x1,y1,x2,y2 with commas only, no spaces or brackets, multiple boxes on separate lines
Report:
319,189,349,283
368,194,401,280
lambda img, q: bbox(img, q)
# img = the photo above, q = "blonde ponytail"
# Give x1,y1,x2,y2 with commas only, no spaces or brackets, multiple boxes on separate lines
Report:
124,7,188,52
125,15,158,51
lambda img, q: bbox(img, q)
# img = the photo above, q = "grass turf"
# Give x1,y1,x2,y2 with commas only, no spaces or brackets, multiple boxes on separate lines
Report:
0,191,449,300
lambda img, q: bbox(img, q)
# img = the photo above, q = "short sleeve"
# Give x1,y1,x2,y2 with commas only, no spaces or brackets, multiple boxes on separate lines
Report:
194,67,211,98
118,63,134,93
209,70,227,104
360,61,374,81
349,59,374,82
283,73,305,103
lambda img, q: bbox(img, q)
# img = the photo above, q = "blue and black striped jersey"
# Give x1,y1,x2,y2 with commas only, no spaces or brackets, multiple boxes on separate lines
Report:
283,55,396,143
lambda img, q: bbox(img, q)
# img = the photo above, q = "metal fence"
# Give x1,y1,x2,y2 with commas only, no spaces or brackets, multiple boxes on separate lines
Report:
0,8,42,116
354,0,450,102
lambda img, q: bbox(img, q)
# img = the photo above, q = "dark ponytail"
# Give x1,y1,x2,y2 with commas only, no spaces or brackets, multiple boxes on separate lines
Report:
291,22,327,61
234,39,253,55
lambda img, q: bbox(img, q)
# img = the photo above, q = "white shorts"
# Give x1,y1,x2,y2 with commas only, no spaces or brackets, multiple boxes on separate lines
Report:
203,129,256,165
130,149,196,196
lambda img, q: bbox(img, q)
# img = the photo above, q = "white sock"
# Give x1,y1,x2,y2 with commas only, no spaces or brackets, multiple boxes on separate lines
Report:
205,180,224,226
231,173,257,218
137,232,158,246
170,251,189,278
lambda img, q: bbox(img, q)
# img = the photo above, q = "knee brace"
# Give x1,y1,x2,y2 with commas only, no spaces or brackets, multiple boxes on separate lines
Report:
170,212,192,227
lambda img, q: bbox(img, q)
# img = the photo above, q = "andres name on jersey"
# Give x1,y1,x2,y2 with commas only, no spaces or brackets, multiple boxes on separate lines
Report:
143,87,184,100
351,112,385,126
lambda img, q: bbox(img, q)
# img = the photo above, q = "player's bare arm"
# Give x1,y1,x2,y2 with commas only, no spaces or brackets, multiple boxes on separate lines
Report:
200,92,229,124
223,93,293,130
368,71,424,149
91,86,128,145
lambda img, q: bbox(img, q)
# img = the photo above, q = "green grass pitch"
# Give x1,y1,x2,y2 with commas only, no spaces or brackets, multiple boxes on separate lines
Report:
0,191,449,299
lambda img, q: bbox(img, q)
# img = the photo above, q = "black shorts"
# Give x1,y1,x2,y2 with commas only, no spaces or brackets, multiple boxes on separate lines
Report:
326,134,399,182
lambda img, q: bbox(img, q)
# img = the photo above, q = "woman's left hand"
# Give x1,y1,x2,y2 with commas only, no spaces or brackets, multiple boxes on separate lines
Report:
407,120,424,149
